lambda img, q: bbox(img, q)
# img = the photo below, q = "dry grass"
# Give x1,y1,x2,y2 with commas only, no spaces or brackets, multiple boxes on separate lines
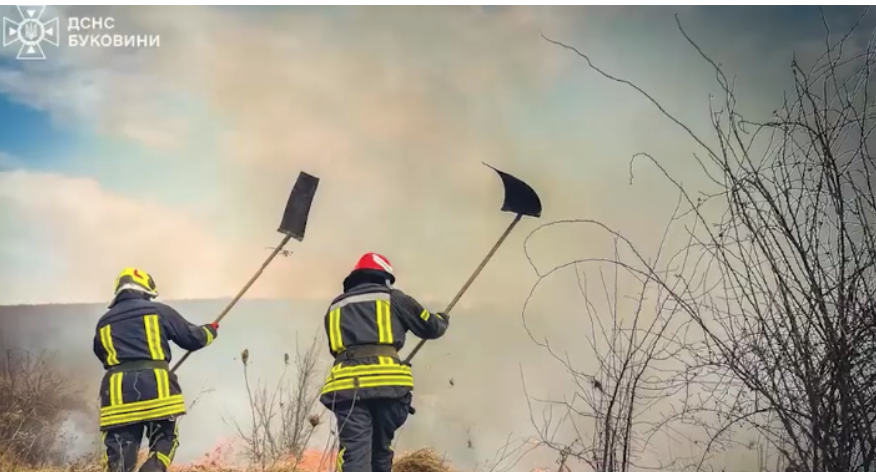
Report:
3,448,456,472
392,449,454,472
0,348,86,470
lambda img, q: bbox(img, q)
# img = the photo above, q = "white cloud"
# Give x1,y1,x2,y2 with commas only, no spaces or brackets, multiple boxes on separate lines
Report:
0,152,20,168
0,169,340,304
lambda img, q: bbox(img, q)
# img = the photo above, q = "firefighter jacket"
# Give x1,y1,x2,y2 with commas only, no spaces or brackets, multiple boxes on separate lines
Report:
92,291,218,430
319,282,449,406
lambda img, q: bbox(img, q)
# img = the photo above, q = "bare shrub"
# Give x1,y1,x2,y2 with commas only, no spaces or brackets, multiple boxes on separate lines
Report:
231,335,325,471
0,347,86,469
542,7,876,472
522,235,691,472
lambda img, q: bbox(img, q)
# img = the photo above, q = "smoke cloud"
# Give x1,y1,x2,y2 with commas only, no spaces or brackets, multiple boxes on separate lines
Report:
0,5,857,471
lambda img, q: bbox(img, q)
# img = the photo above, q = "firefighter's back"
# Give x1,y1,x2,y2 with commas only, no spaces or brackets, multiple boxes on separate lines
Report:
320,283,414,405
319,253,451,472
94,292,185,430
97,296,174,366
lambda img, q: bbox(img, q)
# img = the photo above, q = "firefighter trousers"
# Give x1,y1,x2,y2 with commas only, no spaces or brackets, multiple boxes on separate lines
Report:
102,418,179,472
332,394,412,472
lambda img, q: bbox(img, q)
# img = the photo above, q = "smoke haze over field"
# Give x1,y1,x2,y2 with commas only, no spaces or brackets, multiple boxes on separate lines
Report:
1,5,871,471
0,298,577,469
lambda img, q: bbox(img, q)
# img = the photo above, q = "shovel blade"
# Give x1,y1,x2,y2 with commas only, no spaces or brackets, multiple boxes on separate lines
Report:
484,163,542,218
278,171,320,241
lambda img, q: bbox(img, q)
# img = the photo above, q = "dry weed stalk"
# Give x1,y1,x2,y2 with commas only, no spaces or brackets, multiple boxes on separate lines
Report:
231,334,325,472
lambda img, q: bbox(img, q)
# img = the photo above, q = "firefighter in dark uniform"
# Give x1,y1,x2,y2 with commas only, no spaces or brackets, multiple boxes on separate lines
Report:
320,253,450,472
93,267,220,472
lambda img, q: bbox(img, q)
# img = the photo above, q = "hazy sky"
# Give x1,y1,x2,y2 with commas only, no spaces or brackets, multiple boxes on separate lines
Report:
2,5,858,306
0,5,869,471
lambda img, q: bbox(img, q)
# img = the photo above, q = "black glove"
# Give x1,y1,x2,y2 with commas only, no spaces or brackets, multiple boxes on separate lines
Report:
436,312,450,325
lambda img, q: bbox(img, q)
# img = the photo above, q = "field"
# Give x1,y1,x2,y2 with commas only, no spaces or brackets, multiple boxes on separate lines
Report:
2,447,457,472
0,343,475,472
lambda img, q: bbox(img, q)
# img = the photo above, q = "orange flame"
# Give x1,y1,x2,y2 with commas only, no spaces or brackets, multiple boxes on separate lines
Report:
162,439,338,472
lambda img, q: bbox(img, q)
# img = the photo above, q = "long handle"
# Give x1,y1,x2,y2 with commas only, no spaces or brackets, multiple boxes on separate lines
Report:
403,214,523,364
170,234,294,373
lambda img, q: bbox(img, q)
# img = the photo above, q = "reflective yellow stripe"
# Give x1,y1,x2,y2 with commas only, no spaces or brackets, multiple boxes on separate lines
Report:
100,401,184,421
109,373,123,406
321,375,415,394
154,368,170,399
322,362,414,394
100,325,119,366
162,369,170,398
328,308,344,353
144,314,164,360
420,309,430,321
376,300,393,344
326,363,412,382
114,373,123,406
154,369,164,399
168,422,180,461
155,452,171,467
101,394,184,414
203,326,214,346
99,403,186,428
99,395,186,427
337,447,346,472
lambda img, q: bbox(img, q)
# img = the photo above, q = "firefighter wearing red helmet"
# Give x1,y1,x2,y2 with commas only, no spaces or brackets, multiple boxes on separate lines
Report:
320,252,449,472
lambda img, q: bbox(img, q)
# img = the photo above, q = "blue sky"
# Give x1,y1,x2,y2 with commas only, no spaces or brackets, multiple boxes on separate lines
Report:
0,93,78,169
0,5,847,174
0,5,869,306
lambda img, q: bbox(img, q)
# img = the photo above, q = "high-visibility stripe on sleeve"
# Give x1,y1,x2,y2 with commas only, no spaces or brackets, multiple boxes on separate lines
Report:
144,314,165,360
154,368,170,399
203,326,214,346
109,373,123,406
376,300,393,344
100,325,119,366
328,307,344,353
420,309,430,321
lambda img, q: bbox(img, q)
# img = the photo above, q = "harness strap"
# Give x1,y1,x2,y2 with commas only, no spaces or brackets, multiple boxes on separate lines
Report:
108,360,170,373
333,344,398,365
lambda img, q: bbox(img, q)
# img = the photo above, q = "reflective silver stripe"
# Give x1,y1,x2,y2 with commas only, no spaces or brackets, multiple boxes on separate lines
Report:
329,292,389,311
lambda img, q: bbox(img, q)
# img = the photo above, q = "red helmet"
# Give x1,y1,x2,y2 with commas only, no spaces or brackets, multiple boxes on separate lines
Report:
350,252,395,284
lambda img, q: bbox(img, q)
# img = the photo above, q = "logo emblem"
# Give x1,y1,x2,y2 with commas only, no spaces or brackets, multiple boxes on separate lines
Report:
3,6,59,61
